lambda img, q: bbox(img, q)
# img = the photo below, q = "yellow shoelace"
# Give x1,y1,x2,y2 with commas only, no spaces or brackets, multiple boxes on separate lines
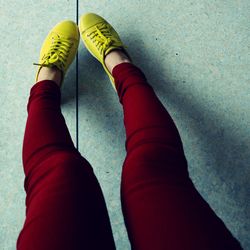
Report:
34,36,73,71
87,23,120,55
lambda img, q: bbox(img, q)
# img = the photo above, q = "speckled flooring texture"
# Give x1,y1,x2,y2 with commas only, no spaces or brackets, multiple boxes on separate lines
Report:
1,1,249,249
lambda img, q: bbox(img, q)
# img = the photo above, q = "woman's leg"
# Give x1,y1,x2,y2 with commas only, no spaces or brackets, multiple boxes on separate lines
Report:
17,70,115,249
77,12,242,250
111,61,242,250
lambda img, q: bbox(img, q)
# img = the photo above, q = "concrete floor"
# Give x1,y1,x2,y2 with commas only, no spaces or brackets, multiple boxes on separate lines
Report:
0,0,249,249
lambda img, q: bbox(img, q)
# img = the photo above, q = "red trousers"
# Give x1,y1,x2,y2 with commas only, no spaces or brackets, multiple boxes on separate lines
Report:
17,63,242,250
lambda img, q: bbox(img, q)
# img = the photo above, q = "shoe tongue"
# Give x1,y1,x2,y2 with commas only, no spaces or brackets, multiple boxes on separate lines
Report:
105,46,123,56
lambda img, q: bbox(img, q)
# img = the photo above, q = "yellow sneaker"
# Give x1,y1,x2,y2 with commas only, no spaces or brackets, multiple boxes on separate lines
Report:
34,20,80,84
79,13,129,90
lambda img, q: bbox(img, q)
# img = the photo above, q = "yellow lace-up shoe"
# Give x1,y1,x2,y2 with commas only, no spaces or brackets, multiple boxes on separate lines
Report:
79,13,129,90
34,20,80,84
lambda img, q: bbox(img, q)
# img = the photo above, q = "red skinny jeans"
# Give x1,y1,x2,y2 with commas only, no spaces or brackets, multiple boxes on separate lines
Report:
17,63,242,250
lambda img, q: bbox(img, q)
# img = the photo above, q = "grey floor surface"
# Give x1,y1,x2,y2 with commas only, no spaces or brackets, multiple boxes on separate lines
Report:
0,0,249,249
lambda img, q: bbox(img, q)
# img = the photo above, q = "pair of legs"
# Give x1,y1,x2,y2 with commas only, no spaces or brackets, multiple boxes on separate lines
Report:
17,13,242,249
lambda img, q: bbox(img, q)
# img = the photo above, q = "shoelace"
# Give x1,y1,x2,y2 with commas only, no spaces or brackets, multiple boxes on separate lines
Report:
34,36,73,71
87,23,119,55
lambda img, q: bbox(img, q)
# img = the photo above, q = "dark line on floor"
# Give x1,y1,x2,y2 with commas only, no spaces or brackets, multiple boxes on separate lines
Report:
76,0,79,150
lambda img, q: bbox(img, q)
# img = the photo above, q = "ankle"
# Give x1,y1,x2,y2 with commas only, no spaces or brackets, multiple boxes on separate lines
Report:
37,66,63,87
104,50,131,74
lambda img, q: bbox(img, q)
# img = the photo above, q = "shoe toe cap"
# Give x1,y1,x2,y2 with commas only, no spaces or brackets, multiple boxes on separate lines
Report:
79,13,106,32
53,20,79,40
